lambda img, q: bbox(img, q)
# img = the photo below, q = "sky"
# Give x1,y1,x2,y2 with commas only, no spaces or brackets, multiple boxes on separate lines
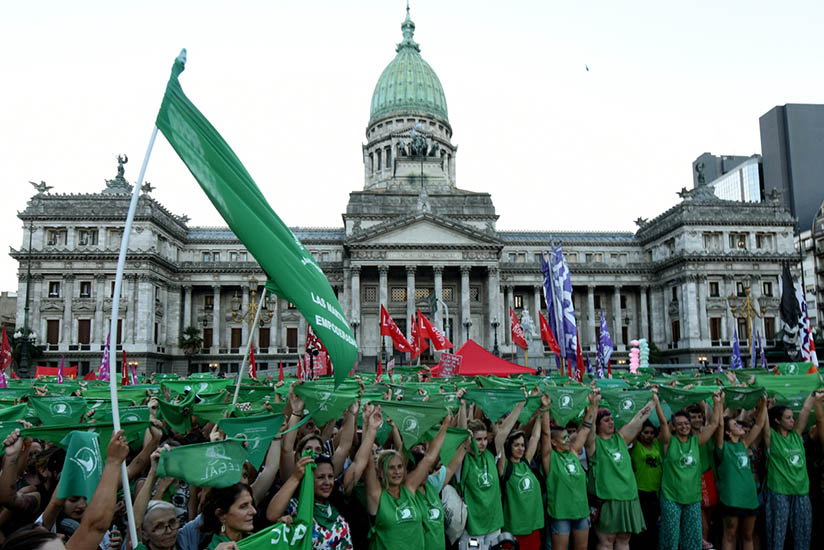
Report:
1,1,822,292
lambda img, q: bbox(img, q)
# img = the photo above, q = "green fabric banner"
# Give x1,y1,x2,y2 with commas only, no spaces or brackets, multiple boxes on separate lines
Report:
0,388,31,402
0,403,29,422
82,387,150,404
56,431,103,500
293,385,359,426
773,362,814,376
724,387,765,410
464,388,526,423
192,403,230,424
601,389,653,429
754,374,822,400
155,50,357,386
161,379,234,398
657,386,715,412
157,439,249,488
219,414,285,468
419,426,473,466
157,391,196,434
373,400,449,448
22,421,149,449
28,397,88,425
546,386,591,426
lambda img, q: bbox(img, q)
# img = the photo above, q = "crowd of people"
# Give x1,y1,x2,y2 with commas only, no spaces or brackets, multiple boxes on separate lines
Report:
0,364,822,550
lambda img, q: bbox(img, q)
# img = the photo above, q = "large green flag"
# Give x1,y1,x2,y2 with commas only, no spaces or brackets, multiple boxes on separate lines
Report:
161,379,234,398
155,50,357,387
219,414,285,468
157,440,248,488
420,426,474,466
724,387,765,410
374,400,449,448
56,431,103,500
754,374,822,400
546,386,591,426
601,389,653,429
237,451,314,550
0,403,28,422
464,388,526,423
293,384,359,426
28,397,88,425
657,386,715,412
157,391,196,434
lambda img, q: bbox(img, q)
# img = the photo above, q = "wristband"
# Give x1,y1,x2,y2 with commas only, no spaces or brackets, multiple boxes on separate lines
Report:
581,421,592,429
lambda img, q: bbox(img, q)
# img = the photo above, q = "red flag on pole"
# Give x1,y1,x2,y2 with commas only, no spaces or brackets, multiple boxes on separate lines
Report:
575,331,585,382
0,326,12,373
278,361,284,382
376,356,383,383
417,309,453,350
249,343,257,380
539,312,561,356
510,307,528,350
410,313,429,360
121,350,129,386
380,305,413,352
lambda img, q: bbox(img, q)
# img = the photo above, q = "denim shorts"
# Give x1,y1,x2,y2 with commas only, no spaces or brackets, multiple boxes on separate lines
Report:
550,516,590,535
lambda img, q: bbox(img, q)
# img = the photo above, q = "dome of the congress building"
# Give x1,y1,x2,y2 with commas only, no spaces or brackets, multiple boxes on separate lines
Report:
369,9,449,126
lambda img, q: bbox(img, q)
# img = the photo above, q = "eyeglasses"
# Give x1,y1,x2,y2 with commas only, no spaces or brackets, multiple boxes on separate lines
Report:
151,519,179,535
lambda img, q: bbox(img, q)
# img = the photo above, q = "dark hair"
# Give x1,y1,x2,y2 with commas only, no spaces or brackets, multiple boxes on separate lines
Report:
768,406,791,430
314,454,334,469
0,528,60,550
596,409,612,431
641,419,658,433
504,431,525,459
686,404,704,417
296,434,324,454
200,483,253,535
671,411,690,424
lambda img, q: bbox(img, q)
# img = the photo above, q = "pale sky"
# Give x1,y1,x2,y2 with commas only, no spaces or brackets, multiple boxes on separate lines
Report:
2,1,822,292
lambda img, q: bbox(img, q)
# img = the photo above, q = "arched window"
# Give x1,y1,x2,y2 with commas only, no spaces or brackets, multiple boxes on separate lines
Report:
369,153,374,174
376,150,382,171
385,146,392,171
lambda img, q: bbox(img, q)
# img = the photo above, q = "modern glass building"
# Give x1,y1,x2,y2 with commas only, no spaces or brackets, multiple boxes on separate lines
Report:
706,156,763,202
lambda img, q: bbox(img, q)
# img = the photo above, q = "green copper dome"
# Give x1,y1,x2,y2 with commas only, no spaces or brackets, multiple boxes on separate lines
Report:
369,10,449,125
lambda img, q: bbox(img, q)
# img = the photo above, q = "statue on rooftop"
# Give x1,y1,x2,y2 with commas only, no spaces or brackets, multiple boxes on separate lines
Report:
116,154,128,179
29,180,53,194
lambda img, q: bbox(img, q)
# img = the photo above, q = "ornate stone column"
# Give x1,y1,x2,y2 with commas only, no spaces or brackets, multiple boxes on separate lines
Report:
94,274,106,344
271,296,281,349
724,275,735,340
62,274,74,345
129,275,139,344
532,284,542,336
649,285,662,344
663,285,673,344
685,276,700,343
505,285,514,345
406,266,416,342
183,285,192,330
241,284,250,344
487,267,499,349
749,275,764,339
212,284,221,349
697,276,709,343
612,285,623,349
640,285,650,341
461,266,471,343
587,285,596,352
379,265,389,352
433,265,444,332
351,266,361,336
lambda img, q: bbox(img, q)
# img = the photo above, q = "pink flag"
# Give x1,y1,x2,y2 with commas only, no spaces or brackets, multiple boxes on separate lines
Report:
130,361,138,385
98,334,111,381
57,356,65,384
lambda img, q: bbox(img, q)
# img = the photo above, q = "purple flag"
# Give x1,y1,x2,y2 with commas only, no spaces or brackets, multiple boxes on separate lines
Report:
750,327,757,370
541,253,565,360
731,329,743,370
584,353,593,377
716,357,723,373
129,361,138,385
57,355,65,384
598,310,613,368
548,243,578,367
0,369,6,389
98,334,111,381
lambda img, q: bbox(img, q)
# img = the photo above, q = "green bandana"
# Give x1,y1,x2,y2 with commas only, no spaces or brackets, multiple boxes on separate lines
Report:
374,399,449,448
546,386,591,426
162,379,234,398
218,414,285,468
773,362,814,376
724,387,765,410
657,386,715,412
56,431,103,500
0,403,29,422
464,388,526,423
601,389,652,429
157,439,249,488
157,391,196,434
420,426,474,466
28,397,88,425
293,384,359,426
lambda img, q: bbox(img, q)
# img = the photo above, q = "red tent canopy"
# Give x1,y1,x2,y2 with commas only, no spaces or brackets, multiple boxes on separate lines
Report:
34,365,78,379
431,339,536,377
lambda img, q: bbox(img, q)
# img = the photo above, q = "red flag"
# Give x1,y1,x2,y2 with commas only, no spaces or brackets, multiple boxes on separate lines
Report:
418,309,453,350
380,305,413,352
121,351,129,386
567,359,573,378
83,369,97,381
575,332,585,382
607,359,612,379
510,307,528,350
376,356,383,383
0,327,12,373
278,361,284,382
807,335,819,374
249,343,257,380
539,312,561,356
410,314,429,359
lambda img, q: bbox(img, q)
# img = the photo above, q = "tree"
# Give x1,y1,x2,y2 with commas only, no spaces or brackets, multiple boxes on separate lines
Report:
179,326,203,373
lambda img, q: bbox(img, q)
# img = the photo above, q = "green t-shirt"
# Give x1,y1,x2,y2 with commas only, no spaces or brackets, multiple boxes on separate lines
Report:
546,450,589,520
661,435,701,505
372,485,424,550
715,440,758,509
502,460,544,535
417,480,445,550
592,434,637,500
462,450,504,535
767,429,809,496
630,440,662,493
207,534,231,550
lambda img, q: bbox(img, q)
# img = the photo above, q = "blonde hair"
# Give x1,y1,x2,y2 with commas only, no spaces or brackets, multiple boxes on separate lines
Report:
376,449,403,488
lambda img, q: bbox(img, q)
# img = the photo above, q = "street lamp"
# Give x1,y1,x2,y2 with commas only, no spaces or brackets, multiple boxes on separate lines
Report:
13,329,36,379
491,317,500,356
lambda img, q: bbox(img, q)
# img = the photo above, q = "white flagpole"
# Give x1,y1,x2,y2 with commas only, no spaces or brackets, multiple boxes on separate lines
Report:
232,288,267,406
108,126,158,548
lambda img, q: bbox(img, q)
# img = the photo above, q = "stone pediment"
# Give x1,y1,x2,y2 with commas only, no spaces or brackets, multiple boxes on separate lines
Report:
345,213,501,248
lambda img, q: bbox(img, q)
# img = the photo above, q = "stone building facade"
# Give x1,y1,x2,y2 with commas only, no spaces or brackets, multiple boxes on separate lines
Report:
11,11,800,375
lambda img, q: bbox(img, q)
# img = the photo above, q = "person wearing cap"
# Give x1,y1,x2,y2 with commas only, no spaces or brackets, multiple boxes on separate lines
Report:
585,392,654,550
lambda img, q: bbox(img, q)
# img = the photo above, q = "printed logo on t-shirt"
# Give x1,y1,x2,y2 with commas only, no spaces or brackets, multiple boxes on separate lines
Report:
428,507,440,521
611,451,623,463
477,471,492,488
395,502,417,523
735,453,749,468
679,453,696,468
788,453,803,467
566,461,579,474
518,476,533,493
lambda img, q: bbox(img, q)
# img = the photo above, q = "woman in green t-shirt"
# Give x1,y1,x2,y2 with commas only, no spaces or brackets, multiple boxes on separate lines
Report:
629,420,661,548
654,388,722,550
762,391,824,550
363,408,450,550
713,396,766,550
585,397,654,549
541,390,599,550
497,397,545,550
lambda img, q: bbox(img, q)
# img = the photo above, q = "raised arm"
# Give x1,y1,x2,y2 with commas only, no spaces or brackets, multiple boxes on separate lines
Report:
134,445,165,539
457,396,468,430
524,408,542,463
66,431,130,550
795,391,817,437
743,396,768,448
405,414,450,492
572,391,599,455
619,400,654,445
0,429,40,514
540,394,552,475
444,436,470,486
332,401,358,476
251,438,282,505
266,455,313,522
698,391,724,446
342,405,381,495
814,391,824,451
279,388,305,480
653,388,671,447
493,401,526,458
